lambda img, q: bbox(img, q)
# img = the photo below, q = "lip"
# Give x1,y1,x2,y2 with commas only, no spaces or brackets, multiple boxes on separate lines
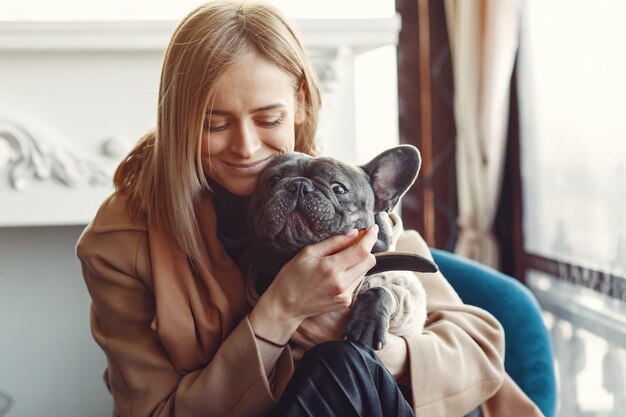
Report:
222,155,274,175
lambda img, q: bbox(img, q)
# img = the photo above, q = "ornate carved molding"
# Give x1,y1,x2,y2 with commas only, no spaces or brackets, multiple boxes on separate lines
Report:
0,119,110,191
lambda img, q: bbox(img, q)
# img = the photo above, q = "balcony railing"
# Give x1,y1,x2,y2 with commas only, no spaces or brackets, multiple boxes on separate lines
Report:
527,271,626,417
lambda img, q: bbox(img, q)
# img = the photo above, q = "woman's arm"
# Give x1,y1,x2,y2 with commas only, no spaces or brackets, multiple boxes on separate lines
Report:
78,227,289,417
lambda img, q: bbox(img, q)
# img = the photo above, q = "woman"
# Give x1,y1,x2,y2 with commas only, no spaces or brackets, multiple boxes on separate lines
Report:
77,1,514,416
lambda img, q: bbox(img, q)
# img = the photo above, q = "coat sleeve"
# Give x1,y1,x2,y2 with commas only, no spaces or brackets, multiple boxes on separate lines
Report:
76,225,292,417
395,230,506,417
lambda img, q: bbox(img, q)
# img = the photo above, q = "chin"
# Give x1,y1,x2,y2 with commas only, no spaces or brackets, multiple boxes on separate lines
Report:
224,179,257,197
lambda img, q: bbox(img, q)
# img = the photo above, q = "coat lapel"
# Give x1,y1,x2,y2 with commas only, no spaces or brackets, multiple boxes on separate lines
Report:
148,195,250,373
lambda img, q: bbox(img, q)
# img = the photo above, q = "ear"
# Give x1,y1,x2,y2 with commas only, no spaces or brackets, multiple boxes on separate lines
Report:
360,145,421,212
294,82,306,125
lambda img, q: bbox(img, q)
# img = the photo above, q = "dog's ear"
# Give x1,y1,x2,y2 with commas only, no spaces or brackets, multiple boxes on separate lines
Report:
360,145,421,212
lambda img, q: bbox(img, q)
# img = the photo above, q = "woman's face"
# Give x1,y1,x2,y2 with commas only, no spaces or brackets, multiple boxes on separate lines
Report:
202,54,305,196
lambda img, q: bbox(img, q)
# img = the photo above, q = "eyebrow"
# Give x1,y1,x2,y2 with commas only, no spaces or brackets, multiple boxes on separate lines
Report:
207,103,287,115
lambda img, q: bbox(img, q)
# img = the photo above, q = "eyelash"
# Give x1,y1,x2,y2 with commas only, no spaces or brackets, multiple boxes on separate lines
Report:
258,117,283,127
205,117,283,132
207,123,227,132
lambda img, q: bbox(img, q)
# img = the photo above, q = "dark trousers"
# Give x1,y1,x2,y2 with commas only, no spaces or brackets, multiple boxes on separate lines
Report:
273,340,415,417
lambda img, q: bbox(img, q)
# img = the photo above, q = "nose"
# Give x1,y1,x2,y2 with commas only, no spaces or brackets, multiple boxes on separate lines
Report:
230,122,261,158
288,178,315,197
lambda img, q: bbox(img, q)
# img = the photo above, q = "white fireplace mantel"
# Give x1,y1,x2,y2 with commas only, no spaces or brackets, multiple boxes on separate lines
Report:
0,16,401,227
0,18,400,51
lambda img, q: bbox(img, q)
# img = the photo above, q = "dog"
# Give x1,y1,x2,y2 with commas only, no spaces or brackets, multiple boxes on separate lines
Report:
247,145,437,349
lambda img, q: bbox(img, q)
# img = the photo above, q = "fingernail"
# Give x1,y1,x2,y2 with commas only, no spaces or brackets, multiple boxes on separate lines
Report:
371,224,379,233
345,229,358,237
376,341,383,350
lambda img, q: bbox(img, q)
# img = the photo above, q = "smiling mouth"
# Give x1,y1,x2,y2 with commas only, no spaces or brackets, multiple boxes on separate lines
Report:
222,155,275,175
225,155,273,168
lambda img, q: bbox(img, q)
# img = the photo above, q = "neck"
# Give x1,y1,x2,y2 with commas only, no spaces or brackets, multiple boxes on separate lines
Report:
207,178,251,262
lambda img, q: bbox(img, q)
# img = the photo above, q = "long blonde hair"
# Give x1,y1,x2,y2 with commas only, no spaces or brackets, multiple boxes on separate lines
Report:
114,0,321,266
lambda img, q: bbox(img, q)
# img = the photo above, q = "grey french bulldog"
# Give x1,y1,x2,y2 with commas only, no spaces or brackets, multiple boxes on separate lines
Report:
248,145,437,350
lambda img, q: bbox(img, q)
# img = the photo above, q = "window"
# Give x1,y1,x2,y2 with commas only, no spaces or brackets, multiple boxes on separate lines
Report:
517,2,626,415
518,0,626,295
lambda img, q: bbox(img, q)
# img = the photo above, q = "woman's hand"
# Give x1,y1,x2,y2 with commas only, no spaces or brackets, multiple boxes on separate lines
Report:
249,224,378,345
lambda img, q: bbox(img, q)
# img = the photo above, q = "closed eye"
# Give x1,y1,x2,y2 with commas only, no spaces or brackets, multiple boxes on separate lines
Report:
204,119,230,132
208,123,229,132
257,117,283,128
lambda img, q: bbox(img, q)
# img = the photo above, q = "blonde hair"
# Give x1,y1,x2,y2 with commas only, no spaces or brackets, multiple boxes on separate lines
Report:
114,0,321,267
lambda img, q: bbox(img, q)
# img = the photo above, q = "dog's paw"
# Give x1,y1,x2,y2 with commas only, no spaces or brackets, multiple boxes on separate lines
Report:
343,287,394,350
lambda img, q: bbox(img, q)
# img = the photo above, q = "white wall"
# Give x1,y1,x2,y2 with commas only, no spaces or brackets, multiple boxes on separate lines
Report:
0,226,111,417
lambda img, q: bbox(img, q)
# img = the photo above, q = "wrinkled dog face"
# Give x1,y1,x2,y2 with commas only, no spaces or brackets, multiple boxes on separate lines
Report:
249,153,376,257
248,145,422,282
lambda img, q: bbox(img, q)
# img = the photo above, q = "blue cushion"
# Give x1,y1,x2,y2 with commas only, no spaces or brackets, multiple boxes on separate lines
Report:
431,248,556,417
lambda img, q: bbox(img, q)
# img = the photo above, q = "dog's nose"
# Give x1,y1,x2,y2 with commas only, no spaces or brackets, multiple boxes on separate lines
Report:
288,178,315,196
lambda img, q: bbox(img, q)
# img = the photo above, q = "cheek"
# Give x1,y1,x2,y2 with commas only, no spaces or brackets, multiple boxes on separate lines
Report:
200,132,228,175
274,133,295,152
271,120,296,151
203,131,228,157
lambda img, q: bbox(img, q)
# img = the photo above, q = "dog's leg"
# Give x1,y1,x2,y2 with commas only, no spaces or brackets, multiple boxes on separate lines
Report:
343,287,394,350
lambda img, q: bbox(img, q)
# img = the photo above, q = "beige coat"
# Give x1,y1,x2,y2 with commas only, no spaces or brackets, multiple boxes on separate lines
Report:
76,192,543,417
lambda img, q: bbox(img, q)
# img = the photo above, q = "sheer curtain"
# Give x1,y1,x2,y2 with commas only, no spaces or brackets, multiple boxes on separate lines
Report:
444,0,521,268
518,0,626,277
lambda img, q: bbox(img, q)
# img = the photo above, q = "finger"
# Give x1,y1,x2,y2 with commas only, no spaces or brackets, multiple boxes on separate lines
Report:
305,228,362,257
344,273,367,300
346,275,367,304
323,223,378,271
341,223,378,258
344,252,376,292
341,245,377,296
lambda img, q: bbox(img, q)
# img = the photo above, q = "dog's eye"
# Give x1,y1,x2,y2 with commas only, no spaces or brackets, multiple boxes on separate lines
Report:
331,183,347,194
267,175,281,187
